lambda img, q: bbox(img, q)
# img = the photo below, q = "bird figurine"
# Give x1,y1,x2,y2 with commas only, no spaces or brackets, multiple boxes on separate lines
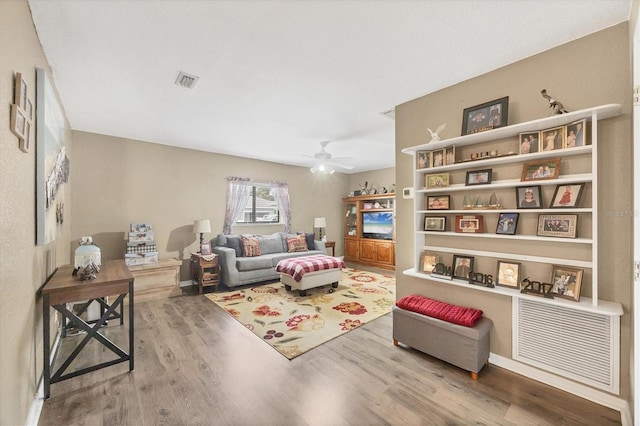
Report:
427,123,446,143
541,89,569,115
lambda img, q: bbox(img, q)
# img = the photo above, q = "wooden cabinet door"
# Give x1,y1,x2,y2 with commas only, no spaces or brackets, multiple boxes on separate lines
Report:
374,241,395,266
359,240,376,262
344,239,359,261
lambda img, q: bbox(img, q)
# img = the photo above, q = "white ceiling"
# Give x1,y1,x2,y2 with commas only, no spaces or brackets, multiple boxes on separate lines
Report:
28,1,631,174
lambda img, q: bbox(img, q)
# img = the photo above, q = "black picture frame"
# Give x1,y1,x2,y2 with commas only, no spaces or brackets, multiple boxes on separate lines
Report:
516,185,542,209
426,195,450,210
549,183,585,208
417,150,431,169
451,255,474,280
461,96,509,135
495,212,519,235
465,169,492,186
424,216,446,232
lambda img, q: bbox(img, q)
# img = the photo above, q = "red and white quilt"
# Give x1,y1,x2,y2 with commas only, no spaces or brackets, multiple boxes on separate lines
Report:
275,254,346,282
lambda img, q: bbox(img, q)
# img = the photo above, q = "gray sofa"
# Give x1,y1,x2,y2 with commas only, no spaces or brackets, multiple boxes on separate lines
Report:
212,233,327,288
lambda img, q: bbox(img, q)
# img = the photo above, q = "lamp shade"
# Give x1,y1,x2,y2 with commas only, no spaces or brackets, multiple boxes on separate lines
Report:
193,219,211,234
314,217,327,228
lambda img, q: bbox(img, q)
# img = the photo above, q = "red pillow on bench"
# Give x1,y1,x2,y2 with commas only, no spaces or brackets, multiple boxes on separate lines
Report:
396,294,483,327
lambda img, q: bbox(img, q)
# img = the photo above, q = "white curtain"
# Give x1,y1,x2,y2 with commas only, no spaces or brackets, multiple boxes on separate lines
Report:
222,177,252,234
270,180,291,233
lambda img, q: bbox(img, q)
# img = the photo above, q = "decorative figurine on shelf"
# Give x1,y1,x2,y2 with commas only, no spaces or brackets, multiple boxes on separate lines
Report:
360,181,369,194
489,192,499,208
427,123,446,143
77,261,100,280
541,89,569,115
463,194,472,209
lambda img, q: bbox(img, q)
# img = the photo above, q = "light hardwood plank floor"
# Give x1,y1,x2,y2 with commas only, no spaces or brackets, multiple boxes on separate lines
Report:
39,265,621,425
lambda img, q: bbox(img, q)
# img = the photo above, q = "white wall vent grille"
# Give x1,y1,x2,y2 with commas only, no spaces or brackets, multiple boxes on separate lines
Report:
514,298,619,394
175,71,199,89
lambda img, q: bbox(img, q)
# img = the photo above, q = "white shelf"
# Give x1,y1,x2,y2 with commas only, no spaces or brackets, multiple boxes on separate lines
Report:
418,231,592,244
420,245,592,268
402,104,621,154
418,173,593,193
420,208,593,214
403,268,622,317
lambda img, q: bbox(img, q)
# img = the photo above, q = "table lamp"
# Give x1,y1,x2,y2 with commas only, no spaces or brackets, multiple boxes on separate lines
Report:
193,219,211,244
314,217,327,241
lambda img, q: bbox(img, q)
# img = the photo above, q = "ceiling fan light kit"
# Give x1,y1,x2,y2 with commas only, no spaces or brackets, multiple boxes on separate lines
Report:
306,141,353,174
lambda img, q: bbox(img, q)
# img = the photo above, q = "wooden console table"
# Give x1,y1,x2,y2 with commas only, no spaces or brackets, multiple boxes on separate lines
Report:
42,259,134,399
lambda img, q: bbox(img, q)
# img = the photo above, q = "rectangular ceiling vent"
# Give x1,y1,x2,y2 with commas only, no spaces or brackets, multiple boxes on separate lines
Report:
175,71,199,89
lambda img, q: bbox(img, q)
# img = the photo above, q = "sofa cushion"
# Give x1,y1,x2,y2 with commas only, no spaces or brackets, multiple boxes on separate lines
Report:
258,234,284,254
269,250,324,266
225,235,243,257
396,294,483,327
297,232,315,250
241,235,261,257
236,255,273,271
279,233,298,252
286,235,309,253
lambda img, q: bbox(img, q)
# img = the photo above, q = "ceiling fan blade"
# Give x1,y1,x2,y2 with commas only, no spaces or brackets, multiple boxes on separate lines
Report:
327,156,353,162
326,161,354,170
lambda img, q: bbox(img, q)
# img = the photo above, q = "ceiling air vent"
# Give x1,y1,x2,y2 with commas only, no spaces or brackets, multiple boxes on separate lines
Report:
175,71,199,89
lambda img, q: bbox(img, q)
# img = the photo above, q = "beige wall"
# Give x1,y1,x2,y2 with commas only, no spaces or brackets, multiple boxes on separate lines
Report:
71,131,349,279
0,1,73,424
395,23,632,401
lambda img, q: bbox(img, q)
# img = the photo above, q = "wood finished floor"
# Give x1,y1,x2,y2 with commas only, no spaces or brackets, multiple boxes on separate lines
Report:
39,268,621,426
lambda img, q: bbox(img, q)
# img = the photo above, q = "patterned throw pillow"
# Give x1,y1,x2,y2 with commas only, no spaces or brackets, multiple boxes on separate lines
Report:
241,235,262,257
286,235,309,253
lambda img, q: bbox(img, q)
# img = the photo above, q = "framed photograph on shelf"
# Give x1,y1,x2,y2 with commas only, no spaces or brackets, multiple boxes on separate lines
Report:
540,126,565,151
495,212,519,235
455,215,484,233
520,158,561,181
549,183,585,208
444,145,456,165
519,131,540,154
425,173,449,189
549,265,583,302
461,96,509,135
427,195,450,210
565,120,587,148
537,214,578,238
416,150,431,169
496,261,521,289
516,185,542,209
432,149,445,167
451,255,474,280
419,252,440,273
200,242,212,255
465,169,492,186
424,216,446,232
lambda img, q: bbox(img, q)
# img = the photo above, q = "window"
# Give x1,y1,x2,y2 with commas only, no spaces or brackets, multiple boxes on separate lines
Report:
236,184,280,224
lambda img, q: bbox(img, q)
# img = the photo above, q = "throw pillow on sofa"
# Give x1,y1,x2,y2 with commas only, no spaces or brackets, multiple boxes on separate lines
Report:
297,232,315,250
286,235,309,253
241,235,262,257
225,235,243,257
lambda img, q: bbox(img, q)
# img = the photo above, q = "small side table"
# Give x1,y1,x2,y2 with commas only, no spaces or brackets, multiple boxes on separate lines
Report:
190,253,220,294
324,241,336,257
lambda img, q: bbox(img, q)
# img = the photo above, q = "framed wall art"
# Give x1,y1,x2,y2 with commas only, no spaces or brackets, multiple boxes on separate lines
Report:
461,96,509,135
455,215,484,233
419,252,440,273
521,158,561,181
565,120,587,148
426,195,450,210
537,214,578,238
465,169,492,186
495,212,519,235
540,126,565,151
425,173,449,189
444,145,456,165
417,150,431,169
424,216,446,232
432,149,445,167
516,185,542,209
549,265,583,302
549,183,585,208
496,261,521,289
519,131,540,154
451,255,474,280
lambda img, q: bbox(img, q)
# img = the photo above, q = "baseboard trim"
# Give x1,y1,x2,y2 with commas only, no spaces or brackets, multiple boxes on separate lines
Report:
27,330,62,425
489,353,632,426
179,279,194,288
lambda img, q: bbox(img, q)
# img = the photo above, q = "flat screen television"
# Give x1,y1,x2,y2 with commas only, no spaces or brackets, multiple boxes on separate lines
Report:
362,212,394,240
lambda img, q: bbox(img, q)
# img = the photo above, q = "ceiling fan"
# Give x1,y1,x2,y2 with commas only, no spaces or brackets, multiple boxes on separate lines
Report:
304,141,354,174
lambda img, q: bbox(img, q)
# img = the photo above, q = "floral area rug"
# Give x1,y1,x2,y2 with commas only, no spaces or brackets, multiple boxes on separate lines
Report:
205,268,395,359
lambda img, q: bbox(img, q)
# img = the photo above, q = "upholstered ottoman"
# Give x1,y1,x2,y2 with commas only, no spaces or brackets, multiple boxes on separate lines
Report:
276,254,346,296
